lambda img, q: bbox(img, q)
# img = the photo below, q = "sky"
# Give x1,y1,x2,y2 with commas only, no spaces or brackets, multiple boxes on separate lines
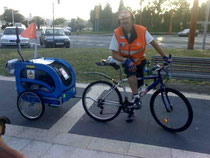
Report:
0,0,206,21
0,0,141,20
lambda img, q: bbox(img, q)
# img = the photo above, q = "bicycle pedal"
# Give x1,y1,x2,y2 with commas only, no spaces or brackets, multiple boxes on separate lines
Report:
127,103,135,109
134,101,142,110
134,104,142,110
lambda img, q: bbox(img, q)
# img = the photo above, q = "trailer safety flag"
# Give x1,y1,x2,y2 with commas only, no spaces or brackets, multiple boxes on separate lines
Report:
21,22,36,39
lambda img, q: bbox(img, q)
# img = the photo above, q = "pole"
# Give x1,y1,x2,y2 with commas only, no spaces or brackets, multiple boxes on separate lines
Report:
53,2,55,48
97,18,99,32
139,0,142,25
15,27,24,61
12,10,15,26
34,22,37,59
187,0,199,49
34,43,38,59
95,6,99,32
168,10,173,35
202,0,210,49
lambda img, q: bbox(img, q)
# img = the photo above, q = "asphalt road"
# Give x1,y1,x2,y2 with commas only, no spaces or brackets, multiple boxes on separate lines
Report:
1,33,210,49
69,34,210,49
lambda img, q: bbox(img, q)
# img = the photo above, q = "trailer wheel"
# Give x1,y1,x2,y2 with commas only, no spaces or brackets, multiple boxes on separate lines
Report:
17,91,45,120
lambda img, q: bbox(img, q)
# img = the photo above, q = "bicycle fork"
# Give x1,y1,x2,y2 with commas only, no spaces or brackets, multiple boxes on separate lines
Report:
160,87,173,112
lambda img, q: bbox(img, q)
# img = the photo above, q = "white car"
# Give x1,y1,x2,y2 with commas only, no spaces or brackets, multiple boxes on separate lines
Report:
177,29,199,37
81,27,93,32
0,26,30,48
15,23,26,29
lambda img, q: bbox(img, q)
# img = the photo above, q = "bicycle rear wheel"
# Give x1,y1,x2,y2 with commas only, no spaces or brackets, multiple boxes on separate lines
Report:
82,81,122,122
150,88,193,132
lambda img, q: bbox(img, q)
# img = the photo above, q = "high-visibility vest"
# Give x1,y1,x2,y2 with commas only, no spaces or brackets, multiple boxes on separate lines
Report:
114,24,146,65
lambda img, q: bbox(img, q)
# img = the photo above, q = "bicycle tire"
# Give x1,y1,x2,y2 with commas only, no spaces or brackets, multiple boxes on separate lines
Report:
150,88,193,132
82,81,122,122
17,91,45,120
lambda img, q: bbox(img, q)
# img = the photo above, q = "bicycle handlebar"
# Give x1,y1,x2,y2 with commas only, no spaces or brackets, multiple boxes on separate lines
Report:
96,54,172,76
151,54,172,79
95,60,120,70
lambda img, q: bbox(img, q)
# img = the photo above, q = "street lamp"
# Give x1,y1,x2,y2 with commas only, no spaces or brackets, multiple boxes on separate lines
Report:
202,0,210,49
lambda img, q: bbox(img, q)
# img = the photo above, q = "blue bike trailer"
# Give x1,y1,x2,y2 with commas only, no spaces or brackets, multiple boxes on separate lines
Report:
14,57,76,106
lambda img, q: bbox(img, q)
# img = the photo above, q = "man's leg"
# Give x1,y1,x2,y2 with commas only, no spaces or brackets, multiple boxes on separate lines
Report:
128,75,138,95
127,75,141,122
136,59,146,88
0,137,26,158
0,116,26,158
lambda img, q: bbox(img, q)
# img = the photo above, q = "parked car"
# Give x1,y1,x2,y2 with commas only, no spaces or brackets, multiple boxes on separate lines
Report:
39,28,70,48
0,26,30,48
177,29,199,37
15,23,26,29
65,27,71,32
63,29,71,35
81,27,93,32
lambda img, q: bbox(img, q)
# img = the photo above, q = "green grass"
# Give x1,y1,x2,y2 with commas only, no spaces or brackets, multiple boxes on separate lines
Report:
1,47,210,85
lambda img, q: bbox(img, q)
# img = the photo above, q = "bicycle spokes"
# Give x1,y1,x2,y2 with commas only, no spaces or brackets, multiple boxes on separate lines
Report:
150,88,193,132
82,81,122,121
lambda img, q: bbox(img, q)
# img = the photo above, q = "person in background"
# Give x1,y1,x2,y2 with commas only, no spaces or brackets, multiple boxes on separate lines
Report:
109,9,171,122
0,116,26,158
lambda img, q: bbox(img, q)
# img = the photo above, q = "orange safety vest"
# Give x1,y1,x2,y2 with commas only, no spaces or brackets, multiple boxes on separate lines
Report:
114,24,146,65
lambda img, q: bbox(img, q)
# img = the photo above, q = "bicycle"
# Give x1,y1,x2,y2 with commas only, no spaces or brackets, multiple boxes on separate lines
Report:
82,57,193,132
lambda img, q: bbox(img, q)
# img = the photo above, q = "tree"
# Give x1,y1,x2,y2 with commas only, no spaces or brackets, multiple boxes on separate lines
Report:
75,17,85,32
1,8,25,24
99,3,113,31
118,0,125,12
172,0,191,31
90,5,102,31
31,16,45,29
53,17,66,27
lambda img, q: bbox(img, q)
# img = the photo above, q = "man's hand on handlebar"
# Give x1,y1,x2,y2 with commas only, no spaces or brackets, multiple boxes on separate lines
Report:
163,55,172,64
125,58,136,72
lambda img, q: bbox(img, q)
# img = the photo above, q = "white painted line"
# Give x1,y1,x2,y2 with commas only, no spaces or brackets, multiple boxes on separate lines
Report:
97,44,106,46
49,99,84,132
0,75,15,81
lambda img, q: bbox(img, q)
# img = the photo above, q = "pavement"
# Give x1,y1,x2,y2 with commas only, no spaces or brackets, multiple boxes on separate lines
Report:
1,75,210,158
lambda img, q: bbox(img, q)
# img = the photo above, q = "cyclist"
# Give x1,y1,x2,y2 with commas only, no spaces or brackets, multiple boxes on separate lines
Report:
0,116,26,158
109,9,171,122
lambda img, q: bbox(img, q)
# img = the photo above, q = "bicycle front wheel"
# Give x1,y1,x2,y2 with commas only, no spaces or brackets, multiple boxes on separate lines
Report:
82,81,122,122
150,88,193,132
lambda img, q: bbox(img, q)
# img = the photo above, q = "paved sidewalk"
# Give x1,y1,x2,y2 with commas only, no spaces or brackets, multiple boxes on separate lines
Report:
1,76,210,158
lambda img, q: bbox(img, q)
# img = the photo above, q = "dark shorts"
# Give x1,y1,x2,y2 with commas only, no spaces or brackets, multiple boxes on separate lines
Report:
123,59,146,88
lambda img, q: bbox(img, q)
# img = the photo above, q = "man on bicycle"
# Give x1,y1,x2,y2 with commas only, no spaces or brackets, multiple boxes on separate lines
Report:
109,9,170,122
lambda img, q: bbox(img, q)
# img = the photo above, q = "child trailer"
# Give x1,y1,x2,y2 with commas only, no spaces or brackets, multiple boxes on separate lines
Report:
6,27,76,120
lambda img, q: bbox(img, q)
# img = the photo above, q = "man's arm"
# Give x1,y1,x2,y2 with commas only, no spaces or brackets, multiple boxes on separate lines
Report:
112,50,127,63
112,50,136,72
150,40,166,58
